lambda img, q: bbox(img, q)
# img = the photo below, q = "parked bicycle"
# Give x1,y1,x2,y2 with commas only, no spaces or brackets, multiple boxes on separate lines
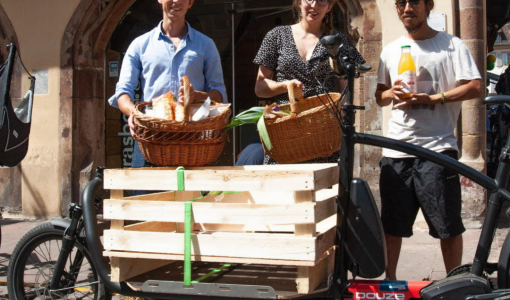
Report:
7,33,510,300
487,103,510,178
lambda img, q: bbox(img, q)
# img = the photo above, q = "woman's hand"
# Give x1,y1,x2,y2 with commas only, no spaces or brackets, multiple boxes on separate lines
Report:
255,66,305,98
285,79,304,92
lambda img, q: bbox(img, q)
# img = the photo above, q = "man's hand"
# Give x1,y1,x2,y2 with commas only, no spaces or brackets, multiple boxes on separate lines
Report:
128,111,136,137
376,80,406,107
179,78,196,104
385,79,406,102
393,93,441,108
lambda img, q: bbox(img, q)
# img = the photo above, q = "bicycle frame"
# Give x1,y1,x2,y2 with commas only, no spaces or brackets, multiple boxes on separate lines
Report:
56,36,510,300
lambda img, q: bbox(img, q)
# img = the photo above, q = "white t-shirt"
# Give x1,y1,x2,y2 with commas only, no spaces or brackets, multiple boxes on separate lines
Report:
377,32,481,158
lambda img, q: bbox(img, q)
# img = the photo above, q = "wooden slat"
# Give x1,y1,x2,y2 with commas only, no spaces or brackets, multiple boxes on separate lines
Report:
110,257,174,282
124,221,177,232
296,249,335,294
107,164,336,171
104,200,318,225
103,164,338,192
294,191,317,294
121,191,201,201
103,230,334,261
109,190,124,230
315,196,336,224
104,251,320,267
178,212,337,234
293,191,316,237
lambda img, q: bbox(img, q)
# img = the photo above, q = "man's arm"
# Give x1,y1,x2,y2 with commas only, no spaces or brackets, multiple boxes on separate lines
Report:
202,40,228,103
108,42,141,109
192,89,222,102
117,94,136,136
178,81,223,104
394,79,482,108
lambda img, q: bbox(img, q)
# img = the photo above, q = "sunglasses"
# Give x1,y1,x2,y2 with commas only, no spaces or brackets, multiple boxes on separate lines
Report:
303,0,330,7
395,0,421,8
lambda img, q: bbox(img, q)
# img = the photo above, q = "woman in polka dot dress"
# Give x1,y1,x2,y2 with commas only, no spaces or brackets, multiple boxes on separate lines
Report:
254,0,365,165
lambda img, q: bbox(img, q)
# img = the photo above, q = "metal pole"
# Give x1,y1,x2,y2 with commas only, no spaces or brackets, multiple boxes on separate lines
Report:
231,3,236,164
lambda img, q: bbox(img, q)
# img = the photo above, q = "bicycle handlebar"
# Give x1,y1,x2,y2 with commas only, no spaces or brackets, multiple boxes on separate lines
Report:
484,95,510,106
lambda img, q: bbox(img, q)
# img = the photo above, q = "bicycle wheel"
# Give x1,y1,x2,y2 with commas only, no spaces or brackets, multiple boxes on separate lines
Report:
7,222,106,300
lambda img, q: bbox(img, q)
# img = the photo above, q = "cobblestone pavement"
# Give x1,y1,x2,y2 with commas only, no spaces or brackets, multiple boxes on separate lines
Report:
0,215,508,299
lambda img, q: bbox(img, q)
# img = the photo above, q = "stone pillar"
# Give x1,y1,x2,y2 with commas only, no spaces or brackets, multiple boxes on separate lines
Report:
458,0,486,225
356,1,383,207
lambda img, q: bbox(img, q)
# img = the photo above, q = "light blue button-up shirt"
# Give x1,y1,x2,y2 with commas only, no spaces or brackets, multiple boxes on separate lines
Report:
108,21,227,108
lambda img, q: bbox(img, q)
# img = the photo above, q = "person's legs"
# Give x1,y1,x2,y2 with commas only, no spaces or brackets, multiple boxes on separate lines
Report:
414,150,465,272
131,141,155,196
131,141,148,168
235,140,264,166
384,233,403,280
441,233,463,274
380,157,418,280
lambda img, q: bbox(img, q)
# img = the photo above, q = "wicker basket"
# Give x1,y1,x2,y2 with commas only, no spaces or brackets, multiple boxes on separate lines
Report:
262,83,342,164
132,76,231,167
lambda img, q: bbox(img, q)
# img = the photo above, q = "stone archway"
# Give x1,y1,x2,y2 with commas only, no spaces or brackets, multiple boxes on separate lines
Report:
59,0,135,214
58,0,383,214
0,2,22,213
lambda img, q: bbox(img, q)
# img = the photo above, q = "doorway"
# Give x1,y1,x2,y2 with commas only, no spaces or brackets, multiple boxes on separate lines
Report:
105,0,352,168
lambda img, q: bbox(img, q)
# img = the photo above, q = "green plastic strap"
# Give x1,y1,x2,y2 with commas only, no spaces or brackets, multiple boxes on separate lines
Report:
176,168,240,287
176,166,197,286
184,196,202,286
176,166,185,191
192,264,232,283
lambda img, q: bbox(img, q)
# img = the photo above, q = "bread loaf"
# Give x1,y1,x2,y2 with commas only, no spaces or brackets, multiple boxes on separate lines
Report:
152,91,175,120
173,101,185,121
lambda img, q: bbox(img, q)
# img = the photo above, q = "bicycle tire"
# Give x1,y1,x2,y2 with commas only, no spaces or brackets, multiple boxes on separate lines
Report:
7,222,107,300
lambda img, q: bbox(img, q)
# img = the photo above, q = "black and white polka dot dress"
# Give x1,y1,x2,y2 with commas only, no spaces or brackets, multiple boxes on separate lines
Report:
253,25,365,164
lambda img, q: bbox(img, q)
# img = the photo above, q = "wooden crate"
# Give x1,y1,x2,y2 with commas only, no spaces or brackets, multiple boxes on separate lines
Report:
102,163,339,296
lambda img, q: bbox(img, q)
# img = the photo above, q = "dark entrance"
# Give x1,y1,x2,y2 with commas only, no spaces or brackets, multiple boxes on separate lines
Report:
105,0,349,168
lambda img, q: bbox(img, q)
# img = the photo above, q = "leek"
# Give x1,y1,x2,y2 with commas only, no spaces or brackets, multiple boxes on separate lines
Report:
257,114,272,150
226,107,264,129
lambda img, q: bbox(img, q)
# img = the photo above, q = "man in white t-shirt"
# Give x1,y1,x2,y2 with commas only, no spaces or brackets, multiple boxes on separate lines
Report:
375,0,482,280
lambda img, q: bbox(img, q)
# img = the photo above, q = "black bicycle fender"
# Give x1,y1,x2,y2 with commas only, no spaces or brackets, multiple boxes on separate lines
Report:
498,230,510,288
49,218,71,231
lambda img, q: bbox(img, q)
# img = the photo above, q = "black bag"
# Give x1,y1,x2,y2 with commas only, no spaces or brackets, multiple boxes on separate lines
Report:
0,44,35,167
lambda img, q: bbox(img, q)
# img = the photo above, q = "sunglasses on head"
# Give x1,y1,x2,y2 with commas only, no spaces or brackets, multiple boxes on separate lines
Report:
303,0,330,7
395,0,421,8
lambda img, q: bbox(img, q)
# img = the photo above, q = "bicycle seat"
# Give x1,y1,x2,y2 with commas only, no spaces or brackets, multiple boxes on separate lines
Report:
484,95,510,105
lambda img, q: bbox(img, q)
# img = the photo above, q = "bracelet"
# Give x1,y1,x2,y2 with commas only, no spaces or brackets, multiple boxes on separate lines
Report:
440,92,446,105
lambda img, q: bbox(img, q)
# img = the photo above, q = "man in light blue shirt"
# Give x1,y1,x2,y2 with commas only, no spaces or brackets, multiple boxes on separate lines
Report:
108,0,227,168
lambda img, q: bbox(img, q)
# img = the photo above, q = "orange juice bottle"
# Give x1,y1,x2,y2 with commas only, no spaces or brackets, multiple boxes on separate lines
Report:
398,45,417,98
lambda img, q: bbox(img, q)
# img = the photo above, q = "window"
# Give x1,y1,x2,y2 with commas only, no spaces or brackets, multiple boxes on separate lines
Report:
496,33,502,43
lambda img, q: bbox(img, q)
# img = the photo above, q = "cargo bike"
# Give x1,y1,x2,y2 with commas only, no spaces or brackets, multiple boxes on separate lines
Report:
8,34,510,300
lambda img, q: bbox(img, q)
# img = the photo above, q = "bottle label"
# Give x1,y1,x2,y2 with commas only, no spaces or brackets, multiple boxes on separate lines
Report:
399,71,417,95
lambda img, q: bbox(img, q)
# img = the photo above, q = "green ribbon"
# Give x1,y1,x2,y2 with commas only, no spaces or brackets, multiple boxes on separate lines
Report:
192,264,232,283
176,166,185,191
176,167,238,285
184,195,203,286
177,166,202,286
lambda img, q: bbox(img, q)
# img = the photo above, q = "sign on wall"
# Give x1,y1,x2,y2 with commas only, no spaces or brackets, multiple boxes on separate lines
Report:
109,61,119,77
428,13,446,32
